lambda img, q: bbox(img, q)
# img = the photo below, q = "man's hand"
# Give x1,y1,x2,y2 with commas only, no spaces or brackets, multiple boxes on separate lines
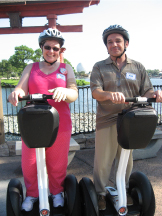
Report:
108,92,125,104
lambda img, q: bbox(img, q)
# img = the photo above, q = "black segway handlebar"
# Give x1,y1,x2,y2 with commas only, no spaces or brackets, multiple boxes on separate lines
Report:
125,97,156,103
18,94,53,101
18,95,157,103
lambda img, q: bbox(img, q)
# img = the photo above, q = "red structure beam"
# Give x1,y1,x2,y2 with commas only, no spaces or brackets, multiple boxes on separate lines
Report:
0,7,84,18
0,1,93,18
0,25,82,34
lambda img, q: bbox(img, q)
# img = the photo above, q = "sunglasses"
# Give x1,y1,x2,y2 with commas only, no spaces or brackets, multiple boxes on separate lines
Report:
44,45,60,52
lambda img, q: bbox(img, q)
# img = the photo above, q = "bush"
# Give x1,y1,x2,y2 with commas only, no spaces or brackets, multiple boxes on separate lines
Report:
76,79,90,86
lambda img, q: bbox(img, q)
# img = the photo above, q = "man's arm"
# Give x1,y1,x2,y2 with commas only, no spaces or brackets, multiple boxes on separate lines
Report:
92,88,125,104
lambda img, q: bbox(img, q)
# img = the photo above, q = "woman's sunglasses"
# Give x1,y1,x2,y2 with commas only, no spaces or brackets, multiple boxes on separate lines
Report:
44,45,60,52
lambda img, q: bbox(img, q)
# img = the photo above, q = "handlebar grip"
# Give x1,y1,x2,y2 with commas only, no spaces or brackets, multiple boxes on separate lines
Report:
18,94,53,101
125,97,156,103
125,98,137,103
18,95,31,101
147,98,156,102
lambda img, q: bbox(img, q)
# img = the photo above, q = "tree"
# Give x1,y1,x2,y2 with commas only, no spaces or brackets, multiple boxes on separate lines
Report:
0,46,77,78
0,60,8,76
9,45,34,75
64,58,76,74
0,60,13,78
32,48,43,62
146,69,159,77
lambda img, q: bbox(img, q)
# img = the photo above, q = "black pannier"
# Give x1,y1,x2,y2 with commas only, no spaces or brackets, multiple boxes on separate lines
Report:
18,101,59,148
117,104,158,149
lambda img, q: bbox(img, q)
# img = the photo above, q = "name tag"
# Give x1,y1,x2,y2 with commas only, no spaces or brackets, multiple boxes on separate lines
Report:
57,73,66,81
126,72,136,80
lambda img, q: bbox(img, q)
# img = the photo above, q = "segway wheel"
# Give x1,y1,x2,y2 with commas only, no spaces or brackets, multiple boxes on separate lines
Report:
128,171,155,216
79,177,99,216
64,174,81,216
6,178,24,216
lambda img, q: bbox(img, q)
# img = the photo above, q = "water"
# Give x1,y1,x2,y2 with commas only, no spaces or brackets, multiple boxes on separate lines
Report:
150,78,162,86
2,78,162,115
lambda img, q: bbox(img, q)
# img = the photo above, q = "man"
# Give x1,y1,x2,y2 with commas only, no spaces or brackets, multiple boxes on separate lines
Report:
90,24,162,210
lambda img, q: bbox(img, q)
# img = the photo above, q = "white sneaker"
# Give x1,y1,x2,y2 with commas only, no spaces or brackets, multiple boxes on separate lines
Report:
52,192,64,207
21,196,38,211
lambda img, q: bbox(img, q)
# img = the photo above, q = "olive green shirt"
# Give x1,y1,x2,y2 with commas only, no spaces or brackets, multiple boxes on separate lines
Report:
90,56,153,130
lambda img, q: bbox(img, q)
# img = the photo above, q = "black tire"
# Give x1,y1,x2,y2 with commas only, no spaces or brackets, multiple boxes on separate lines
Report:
79,177,99,216
6,178,24,216
128,171,155,216
64,174,81,216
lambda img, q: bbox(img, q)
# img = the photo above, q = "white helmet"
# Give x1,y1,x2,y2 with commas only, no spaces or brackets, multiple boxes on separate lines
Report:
38,28,64,47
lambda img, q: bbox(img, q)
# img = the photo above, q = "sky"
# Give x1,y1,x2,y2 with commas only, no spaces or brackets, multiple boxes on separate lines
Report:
0,0,162,73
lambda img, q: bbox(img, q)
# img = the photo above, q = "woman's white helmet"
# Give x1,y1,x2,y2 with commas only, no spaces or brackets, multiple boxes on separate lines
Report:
38,28,65,47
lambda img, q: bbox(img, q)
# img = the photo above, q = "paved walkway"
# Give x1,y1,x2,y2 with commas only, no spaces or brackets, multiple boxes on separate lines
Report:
1,147,162,215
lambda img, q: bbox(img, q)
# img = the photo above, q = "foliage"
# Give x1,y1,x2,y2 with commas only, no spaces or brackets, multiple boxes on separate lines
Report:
76,79,90,86
146,69,160,76
1,79,19,87
64,58,76,74
1,79,90,87
32,48,43,62
8,45,34,76
0,45,42,78
0,60,13,78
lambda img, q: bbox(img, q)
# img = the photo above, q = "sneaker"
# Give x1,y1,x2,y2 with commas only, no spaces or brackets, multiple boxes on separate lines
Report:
127,193,133,206
52,192,64,208
21,196,38,211
98,195,106,210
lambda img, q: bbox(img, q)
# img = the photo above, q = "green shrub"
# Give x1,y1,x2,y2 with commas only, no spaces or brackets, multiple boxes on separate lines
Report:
76,79,90,86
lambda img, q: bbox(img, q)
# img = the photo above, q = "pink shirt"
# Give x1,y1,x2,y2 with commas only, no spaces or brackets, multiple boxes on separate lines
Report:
28,62,72,132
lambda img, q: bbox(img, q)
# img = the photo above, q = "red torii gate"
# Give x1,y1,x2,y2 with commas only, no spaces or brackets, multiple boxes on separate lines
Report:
0,0,100,146
0,0,100,64
0,0,100,33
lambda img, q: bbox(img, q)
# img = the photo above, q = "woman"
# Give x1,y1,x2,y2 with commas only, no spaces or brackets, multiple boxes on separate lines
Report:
8,28,78,211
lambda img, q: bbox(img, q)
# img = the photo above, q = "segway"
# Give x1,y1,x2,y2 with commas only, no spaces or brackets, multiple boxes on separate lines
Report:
6,94,81,216
79,97,157,216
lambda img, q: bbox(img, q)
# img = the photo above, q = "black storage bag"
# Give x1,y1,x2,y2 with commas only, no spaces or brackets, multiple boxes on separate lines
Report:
117,104,158,149
18,101,59,148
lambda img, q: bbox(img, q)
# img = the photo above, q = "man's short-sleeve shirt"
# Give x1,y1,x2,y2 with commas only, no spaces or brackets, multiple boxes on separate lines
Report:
90,56,153,130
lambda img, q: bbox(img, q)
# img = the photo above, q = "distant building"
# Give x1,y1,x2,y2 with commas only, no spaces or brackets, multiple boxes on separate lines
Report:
77,63,87,73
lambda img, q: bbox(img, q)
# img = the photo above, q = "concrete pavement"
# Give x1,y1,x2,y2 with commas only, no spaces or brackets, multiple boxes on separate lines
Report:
1,147,162,216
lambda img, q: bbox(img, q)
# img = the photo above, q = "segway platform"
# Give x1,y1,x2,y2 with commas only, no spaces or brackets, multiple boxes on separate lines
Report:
100,194,140,216
21,197,65,216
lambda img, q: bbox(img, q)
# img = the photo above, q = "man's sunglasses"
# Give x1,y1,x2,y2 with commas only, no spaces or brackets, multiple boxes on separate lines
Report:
44,45,60,52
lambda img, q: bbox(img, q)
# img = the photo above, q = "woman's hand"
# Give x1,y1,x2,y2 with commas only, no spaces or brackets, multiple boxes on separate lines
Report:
8,89,25,106
48,87,67,102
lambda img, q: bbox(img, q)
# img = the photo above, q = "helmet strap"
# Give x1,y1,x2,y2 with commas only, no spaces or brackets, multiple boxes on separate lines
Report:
43,57,57,65
115,47,126,60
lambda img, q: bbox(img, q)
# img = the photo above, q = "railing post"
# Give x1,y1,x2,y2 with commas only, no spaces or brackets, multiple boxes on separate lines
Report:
0,79,5,144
